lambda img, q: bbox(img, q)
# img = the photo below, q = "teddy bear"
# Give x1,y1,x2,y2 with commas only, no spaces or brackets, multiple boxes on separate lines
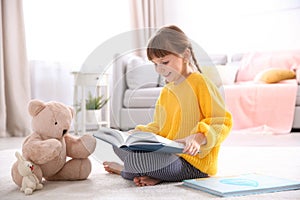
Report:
14,151,43,195
11,99,97,188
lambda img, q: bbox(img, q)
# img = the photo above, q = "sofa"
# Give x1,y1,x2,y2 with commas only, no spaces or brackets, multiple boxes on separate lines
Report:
222,51,299,133
109,53,228,130
110,50,300,133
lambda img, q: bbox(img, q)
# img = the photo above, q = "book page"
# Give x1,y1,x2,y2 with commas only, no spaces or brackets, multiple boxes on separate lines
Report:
125,131,185,151
94,128,185,153
93,127,130,147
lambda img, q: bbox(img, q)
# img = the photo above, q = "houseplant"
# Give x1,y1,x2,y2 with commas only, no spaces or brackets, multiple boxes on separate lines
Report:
85,91,109,110
79,91,109,124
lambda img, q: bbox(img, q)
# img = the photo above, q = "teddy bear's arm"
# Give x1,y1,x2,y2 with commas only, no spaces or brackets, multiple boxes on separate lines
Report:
64,134,96,158
23,137,63,165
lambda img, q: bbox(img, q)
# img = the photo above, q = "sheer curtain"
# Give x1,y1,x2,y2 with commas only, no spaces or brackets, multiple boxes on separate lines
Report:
0,0,31,137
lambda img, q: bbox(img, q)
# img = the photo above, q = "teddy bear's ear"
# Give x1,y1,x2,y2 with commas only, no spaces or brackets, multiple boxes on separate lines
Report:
68,106,75,118
28,99,46,117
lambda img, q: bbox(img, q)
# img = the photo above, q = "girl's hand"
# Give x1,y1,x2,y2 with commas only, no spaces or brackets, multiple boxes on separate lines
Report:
175,133,207,156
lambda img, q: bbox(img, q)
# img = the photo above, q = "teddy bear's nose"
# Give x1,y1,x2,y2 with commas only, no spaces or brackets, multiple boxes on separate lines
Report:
62,129,68,135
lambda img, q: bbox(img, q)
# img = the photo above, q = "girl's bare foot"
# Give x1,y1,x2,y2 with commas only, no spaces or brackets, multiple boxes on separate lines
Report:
133,176,162,187
103,161,123,175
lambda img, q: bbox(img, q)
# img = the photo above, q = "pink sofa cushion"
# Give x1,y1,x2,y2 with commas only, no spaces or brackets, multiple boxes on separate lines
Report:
236,50,300,82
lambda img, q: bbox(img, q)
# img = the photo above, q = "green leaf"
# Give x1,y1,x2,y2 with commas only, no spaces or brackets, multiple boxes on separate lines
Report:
77,91,109,112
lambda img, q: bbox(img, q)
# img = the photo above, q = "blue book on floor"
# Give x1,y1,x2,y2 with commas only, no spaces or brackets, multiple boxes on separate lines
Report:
182,173,300,197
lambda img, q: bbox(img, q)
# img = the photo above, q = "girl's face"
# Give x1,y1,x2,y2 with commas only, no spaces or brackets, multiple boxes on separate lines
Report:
152,54,191,84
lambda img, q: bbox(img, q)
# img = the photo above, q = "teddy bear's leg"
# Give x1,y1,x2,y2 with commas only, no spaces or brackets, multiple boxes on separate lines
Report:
46,158,92,181
65,134,96,158
11,161,43,187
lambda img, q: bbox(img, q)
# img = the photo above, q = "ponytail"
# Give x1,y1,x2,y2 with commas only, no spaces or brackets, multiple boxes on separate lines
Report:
189,46,202,73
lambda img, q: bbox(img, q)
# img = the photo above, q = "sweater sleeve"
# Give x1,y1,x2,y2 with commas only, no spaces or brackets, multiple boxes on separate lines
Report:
190,75,232,157
135,88,165,134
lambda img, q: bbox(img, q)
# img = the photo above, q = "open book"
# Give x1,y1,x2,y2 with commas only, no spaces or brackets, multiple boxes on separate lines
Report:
93,127,185,153
183,173,300,197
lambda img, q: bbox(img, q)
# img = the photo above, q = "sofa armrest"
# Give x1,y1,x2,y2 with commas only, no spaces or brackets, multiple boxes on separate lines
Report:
110,54,128,129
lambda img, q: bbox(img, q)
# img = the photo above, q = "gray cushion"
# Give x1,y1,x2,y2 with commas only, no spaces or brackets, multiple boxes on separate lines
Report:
198,54,228,66
231,53,244,62
123,87,162,108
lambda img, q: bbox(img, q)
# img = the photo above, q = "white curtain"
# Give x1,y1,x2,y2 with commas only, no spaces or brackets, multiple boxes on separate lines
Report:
30,60,74,106
130,0,166,56
0,0,31,137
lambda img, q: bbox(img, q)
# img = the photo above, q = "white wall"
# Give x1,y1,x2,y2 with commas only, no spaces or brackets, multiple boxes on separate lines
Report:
24,0,300,64
24,0,300,105
163,0,300,57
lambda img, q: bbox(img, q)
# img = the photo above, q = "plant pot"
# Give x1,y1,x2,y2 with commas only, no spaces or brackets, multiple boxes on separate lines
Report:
86,110,102,124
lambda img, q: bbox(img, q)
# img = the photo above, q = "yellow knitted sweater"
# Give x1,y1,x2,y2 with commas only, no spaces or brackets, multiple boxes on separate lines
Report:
135,72,232,175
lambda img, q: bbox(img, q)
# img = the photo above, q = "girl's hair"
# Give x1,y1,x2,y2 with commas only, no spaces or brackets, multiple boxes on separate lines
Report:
147,25,201,73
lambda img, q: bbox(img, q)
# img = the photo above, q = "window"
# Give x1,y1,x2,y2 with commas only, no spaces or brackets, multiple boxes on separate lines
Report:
23,0,131,66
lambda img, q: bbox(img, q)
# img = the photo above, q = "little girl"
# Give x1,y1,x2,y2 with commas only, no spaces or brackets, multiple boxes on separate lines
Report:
104,25,232,187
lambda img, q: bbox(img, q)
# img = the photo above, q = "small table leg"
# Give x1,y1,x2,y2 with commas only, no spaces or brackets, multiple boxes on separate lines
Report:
73,84,78,135
81,86,86,135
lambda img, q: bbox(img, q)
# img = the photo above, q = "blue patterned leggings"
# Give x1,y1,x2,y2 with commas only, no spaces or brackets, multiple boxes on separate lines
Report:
112,146,208,182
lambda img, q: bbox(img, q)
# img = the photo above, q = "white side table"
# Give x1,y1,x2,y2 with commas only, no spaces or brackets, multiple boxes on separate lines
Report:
72,71,110,135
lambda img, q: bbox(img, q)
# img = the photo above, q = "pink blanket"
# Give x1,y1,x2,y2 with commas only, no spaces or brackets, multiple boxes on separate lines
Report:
223,80,297,134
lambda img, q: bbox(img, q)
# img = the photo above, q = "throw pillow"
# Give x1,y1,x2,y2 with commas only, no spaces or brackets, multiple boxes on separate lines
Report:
236,50,300,82
201,64,239,87
254,68,296,83
215,64,239,85
126,56,159,89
